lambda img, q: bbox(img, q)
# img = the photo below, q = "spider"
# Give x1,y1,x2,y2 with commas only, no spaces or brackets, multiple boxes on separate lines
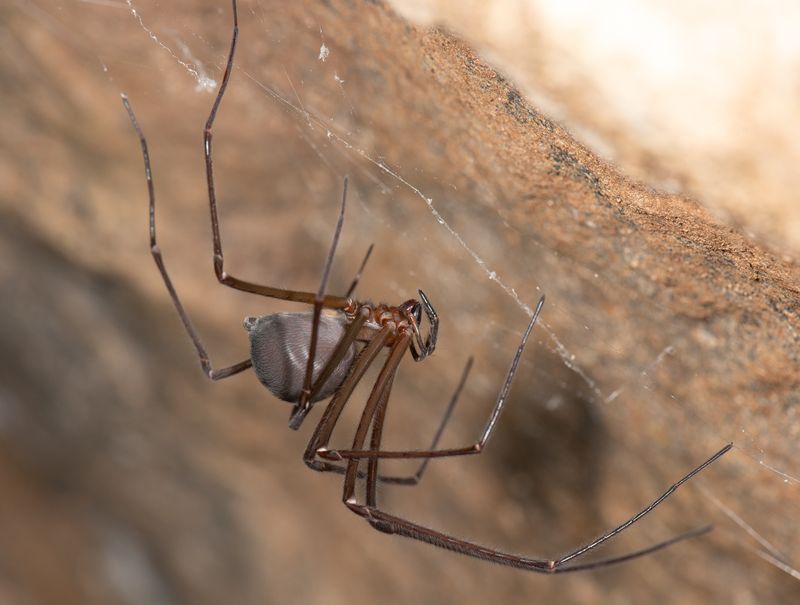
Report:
121,0,731,574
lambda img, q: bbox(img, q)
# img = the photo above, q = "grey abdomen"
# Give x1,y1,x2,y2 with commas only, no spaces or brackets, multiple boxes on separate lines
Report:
244,312,356,404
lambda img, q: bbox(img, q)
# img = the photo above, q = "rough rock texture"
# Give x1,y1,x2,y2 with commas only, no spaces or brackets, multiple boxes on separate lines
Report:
392,0,800,255
1,1,798,604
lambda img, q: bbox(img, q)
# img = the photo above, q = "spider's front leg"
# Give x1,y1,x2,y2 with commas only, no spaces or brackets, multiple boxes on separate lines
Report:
342,439,728,573
319,296,545,462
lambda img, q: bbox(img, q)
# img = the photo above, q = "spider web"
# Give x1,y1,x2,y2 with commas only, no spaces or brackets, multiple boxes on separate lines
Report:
7,0,799,602
120,0,800,586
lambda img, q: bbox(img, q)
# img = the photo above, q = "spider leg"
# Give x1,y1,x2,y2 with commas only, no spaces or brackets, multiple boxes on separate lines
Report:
364,370,397,504
303,325,393,474
357,351,471,493
348,445,728,572
318,296,544,461
122,95,251,382
345,243,374,299
342,333,412,506
546,525,713,573
552,442,732,566
338,328,731,572
289,308,367,433
290,178,349,427
288,307,366,431
303,354,471,485
347,502,714,574
380,356,473,486
203,0,348,310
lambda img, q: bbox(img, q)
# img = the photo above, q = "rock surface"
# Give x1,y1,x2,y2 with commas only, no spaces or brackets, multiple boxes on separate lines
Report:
1,1,798,603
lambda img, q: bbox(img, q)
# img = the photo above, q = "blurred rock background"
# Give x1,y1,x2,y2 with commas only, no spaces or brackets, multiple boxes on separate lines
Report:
0,1,798,603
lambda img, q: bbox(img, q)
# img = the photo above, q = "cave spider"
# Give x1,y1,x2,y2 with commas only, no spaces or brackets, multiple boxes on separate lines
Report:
122,0,731,573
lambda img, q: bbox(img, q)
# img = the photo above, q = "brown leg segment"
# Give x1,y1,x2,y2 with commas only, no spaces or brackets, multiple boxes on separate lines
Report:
341,333,412,507
379,356,473,486
345,244,374,299
303,325,393,474
122,95,251,382
202,0,348,309
291,177,350,428
303,352,472,486
345,444,728,573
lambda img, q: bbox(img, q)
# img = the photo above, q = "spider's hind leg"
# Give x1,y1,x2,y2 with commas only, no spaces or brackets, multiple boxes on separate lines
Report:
334,299,731,573
343,359,730,573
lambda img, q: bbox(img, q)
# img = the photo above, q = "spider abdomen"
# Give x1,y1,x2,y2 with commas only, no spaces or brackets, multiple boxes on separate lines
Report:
244,312,356,404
